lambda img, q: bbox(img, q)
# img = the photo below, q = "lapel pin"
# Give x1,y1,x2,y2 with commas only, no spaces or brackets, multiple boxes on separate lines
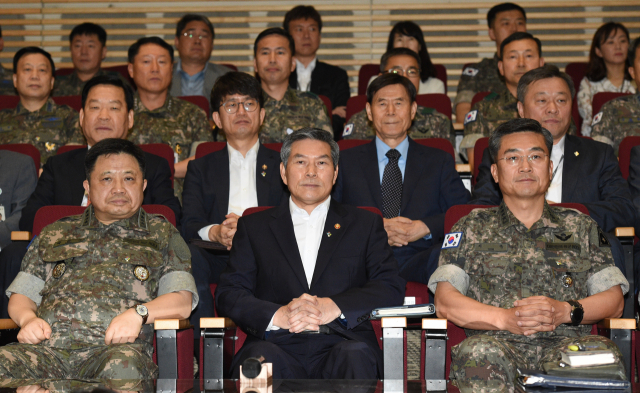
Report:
574,151,579,157
261,171,266,177
334,223,341,229
262,164,267,170
326,231,332,237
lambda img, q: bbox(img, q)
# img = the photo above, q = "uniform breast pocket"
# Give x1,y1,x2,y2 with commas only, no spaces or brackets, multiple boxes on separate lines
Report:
548,254,590,296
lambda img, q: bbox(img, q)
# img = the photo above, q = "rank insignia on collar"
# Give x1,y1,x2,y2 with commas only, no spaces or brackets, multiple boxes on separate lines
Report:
134,265,150,281
555,232,572,241
52,262,66,279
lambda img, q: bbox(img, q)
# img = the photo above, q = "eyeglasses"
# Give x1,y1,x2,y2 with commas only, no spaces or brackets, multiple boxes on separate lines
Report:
499,153,549,166
387,67,420,77
221,99,259,114
182,31,211,41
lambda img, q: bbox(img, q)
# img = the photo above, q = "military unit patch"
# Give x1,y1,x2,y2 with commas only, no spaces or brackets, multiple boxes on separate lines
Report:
462,67,479,77
442,232,463,249
342,123,354,137
598,228,611,247
592,111,603,126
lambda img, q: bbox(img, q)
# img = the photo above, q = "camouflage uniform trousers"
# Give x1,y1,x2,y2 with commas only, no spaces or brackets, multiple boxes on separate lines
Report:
451,333,625,384
0,341,157,379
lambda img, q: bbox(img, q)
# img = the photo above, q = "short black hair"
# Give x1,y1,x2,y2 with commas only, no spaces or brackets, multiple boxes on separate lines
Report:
253,27,295,57
128,36,174,64
283,5,322,33
85,138,146,181
82,74,134,112
385,21,437,82
13,47,55,76
69,23,107,46
488,118,553,163
380,47,421,73
499,32,541,60
211,71,263,113
487,3,526,28
630,36,640,69
517,64,575,105
176,14,214,40
367,72,416,104
281,127,338,169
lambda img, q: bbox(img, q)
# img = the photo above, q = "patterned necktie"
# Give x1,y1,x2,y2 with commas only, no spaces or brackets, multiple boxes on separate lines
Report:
381,149,402,218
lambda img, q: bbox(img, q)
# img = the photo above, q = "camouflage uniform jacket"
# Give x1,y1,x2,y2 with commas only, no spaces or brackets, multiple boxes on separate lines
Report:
0,98,80,164
0,64,15,95
460,90,518,150
454,55,508,110
6,205,197,354
342,105,455,146
259,87,333,143
591,93,640,155
52,69,129,97
429,202,628,340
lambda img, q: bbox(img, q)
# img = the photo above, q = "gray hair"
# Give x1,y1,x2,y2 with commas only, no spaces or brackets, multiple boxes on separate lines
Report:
281,128,339,169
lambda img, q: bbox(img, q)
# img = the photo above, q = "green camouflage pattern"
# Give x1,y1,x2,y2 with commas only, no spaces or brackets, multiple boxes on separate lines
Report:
591,93,640,155
454,55,508,109
0,377,154,391
433,202,627,382
460,90,518,150
342,105,455,146
0,64,15,95
52,69,131,97
0,205,195,379
259,88,333,143
0,98,80,163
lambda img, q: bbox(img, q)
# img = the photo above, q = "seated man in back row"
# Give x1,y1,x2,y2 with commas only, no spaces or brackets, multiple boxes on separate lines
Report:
0,138,197,379
429,118,628,383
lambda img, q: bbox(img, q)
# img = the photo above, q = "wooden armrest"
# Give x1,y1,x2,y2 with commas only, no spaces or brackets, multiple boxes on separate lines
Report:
455,164,471,173
422,318,447,330
453,123,464,131
597,318,636,330
10,231,31,241
614,227,635,237
200,317,236,329
381,317,407,328
0,319,18,330
153,318,191,330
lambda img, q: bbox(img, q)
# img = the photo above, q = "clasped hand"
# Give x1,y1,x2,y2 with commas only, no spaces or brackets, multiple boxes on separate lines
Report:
210,213,240,250
384,217,429,247
274,294,342,333
502,296,570,336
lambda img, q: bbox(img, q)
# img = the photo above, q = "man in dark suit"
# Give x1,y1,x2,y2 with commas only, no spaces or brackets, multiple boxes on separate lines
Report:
284,6,350,136
472,65,635,273
216,128,405,379
333,73,470,285
181,72,287,333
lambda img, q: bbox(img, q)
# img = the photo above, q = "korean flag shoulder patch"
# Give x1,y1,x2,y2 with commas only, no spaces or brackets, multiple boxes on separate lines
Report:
464,110,478,125
592,111,603,126
442,232,463,249
462,67,479,77
342,123,354,137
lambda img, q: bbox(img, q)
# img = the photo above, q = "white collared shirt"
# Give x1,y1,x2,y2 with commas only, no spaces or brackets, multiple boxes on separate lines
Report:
81,145,92,207
295,57,317,92
198,140,260,240
546,135,565,203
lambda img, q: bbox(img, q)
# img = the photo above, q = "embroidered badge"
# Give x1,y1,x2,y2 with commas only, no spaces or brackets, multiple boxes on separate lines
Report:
555,232,572,241
462,67,479,77
592,111,603,126
442,232,463,249
464,110,478,125
342,123,354,137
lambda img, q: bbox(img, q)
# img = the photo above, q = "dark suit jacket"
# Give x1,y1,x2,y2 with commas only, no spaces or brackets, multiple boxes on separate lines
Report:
626,146,640,235
20,148,181,232
333,138,471,248
471,134,636,232
215,200,405,371
289,60,350,134
0,150,37,247
180,144,287,241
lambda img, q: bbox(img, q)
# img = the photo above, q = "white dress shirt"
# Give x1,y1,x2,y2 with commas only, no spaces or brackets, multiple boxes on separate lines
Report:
198,140,260,240
267,195,331,331
295,57,317,92
546,135,565,203
81,145,91,207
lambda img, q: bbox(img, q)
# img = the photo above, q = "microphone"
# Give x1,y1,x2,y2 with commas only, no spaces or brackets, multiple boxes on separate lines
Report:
241,356,266,378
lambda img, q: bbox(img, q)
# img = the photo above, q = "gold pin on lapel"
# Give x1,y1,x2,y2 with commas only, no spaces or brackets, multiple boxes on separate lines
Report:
262,164,267,170
574,151,579,157
334,223,341,229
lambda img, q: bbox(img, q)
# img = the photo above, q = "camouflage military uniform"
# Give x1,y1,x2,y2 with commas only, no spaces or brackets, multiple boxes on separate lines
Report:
460,90,518,151
127,93,213,196
0,98,80,164
454,55,508,111
591,94,640,155
53,69,130,97
342,105,455,146
259,88,333,143
0,64,15,95
428,202,629,383
0,205,198,379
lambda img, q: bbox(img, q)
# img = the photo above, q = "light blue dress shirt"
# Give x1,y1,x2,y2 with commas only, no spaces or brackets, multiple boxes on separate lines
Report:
178,61,207,97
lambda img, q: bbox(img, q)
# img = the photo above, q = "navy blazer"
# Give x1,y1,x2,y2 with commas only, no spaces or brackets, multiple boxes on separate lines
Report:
471,134,636,232
180,143,287,241
333,138,471,247
215,199,405,371
20,148,180,232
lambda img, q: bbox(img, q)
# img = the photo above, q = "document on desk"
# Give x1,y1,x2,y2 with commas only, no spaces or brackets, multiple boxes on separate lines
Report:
370,304,435,319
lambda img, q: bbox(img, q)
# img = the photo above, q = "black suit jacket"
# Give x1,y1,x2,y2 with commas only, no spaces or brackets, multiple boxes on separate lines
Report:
20,148,181,232
471,134,636,232
215,200,405,369
289,60,350,134
180,144,287,241
333,138,471,248
625,146,640,235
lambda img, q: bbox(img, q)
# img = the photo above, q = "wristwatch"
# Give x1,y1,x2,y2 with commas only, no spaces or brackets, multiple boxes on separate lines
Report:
135,304,149,325
567,300,584,326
